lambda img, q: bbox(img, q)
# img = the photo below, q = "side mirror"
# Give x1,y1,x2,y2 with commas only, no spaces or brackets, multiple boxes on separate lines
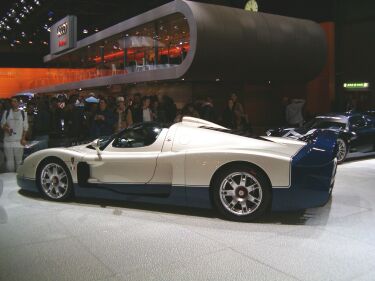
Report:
90,139,102,159
90,139,101,148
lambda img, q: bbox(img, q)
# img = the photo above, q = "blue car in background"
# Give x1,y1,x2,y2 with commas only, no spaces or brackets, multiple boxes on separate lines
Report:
266,112,375,163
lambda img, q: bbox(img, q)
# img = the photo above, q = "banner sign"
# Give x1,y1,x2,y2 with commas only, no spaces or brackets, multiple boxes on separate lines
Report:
50,15,77,55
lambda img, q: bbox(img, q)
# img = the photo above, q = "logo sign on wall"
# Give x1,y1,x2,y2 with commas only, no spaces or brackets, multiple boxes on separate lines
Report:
50,15,77,55
343,82,370,91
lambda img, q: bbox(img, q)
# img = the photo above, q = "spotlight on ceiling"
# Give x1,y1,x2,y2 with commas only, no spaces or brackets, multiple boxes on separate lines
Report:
15,18,21,24
19,13,25,18
34,0,41,6
83,29,88,34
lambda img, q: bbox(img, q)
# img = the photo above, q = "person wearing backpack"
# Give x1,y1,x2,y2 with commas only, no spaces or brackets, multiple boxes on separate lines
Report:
1,97,28,172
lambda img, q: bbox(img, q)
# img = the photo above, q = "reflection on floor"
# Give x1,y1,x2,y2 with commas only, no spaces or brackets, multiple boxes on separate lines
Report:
1,158,375,281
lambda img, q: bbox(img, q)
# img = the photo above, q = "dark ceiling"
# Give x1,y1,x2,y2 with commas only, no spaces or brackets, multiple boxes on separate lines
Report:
0,0,334,67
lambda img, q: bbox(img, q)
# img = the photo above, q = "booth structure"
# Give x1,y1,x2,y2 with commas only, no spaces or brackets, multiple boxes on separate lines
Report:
29,0,327,94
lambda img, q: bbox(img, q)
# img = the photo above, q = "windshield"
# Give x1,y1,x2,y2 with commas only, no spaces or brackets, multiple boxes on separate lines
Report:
87,122,164,151
98,134,116,150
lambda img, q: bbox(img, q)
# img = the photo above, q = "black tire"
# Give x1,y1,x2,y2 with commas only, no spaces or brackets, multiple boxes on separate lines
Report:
336,138,348,164
36,158,74,201
211,164,271,222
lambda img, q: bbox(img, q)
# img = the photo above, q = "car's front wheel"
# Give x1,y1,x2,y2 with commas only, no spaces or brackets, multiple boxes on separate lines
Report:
36,159,73,201
212,165,271,222
336,138,348,164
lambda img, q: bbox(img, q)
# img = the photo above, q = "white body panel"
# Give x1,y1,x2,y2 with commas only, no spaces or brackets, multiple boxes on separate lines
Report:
17,118,305,190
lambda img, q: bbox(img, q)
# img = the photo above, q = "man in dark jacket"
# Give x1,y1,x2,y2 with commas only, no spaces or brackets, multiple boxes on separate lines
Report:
90,98,115,138
33,98,51,150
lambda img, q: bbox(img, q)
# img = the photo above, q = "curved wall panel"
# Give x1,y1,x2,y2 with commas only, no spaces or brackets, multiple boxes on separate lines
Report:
183,0,327,82
29,0,326,94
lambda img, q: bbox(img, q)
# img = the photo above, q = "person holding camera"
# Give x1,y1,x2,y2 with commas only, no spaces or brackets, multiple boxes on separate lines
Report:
1,97,28,172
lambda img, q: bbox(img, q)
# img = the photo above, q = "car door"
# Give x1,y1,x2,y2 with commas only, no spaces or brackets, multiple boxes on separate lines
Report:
349,115,374,152
85,124,167,185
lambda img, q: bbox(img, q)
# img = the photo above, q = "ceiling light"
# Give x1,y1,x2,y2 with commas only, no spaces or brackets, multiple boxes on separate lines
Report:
20,0,26,3
34,0,41,6
15,18,21,24
19,13,25,18
28,40,33,44
2,35,7,40
21,31,26,37
216,78,221,82
6,25,11,30
10,43,15,47
42,41,48,45
83,29,88,34
94,28,99,32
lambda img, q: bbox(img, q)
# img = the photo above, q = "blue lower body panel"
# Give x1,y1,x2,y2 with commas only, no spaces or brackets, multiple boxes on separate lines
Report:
273,130,338,211
17,176,38,192
272,160,336,211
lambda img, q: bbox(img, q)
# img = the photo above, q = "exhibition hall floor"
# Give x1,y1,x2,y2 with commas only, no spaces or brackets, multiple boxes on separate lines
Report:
1,157,375,281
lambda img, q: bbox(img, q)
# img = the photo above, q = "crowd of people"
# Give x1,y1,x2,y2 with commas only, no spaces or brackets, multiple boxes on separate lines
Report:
0,92,249,172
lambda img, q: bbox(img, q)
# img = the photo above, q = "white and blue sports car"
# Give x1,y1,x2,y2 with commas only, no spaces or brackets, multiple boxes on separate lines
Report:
17,117,337,221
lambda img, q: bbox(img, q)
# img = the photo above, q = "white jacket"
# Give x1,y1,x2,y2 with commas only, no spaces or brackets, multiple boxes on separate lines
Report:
1,109,29,142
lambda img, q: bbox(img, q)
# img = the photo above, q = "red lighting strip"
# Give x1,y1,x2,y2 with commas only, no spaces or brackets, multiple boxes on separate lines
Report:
93,44,190,63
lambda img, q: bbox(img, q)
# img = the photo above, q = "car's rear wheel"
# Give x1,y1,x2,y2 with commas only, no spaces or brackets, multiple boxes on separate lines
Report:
336,138,348,164
212,165,271,222
37,159,73,201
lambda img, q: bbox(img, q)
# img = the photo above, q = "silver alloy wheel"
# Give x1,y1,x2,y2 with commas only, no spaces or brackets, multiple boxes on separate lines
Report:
336,139,347,162
219,172,263,216
40,163,69,199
